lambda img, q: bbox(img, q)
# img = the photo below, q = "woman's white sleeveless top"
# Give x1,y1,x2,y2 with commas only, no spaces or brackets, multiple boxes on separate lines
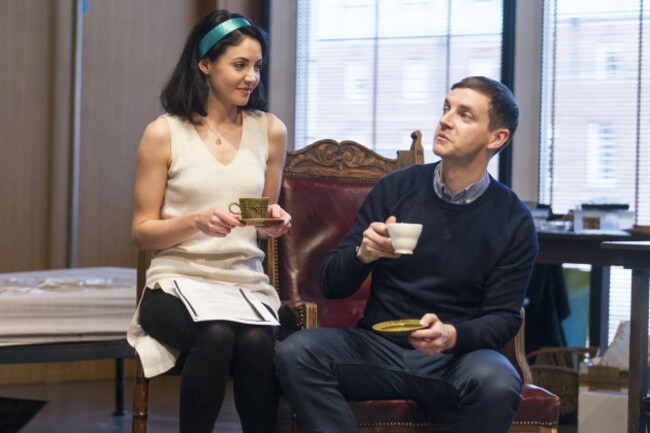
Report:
127,110,279,377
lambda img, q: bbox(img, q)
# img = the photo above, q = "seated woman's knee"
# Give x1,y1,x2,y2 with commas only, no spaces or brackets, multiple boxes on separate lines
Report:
236,326,275,356
196,321,236,348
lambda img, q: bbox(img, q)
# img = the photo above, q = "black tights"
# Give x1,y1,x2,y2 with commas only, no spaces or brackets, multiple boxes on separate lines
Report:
139,288,278,433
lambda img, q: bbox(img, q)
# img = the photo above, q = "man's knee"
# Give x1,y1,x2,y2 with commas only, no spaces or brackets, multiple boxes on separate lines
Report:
456,351,521,400
276,329,321,371
467,354,522,406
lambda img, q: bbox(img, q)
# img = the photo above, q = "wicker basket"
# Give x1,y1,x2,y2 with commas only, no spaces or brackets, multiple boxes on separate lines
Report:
526,346,598,422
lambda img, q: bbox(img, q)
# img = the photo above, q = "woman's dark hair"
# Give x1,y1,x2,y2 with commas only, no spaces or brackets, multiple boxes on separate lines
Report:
160,10,268,124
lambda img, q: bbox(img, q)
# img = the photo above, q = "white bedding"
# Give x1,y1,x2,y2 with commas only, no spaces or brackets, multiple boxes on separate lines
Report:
0,267,136,346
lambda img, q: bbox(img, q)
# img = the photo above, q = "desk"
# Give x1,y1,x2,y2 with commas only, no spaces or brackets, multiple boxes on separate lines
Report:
536,231,650,351
601,241,649,433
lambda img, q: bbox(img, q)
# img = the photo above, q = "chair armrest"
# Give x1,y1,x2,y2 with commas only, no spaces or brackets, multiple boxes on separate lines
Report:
499,308,534,384
277,300,318,340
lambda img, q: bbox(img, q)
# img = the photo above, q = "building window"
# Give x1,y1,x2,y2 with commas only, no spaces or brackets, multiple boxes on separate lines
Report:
344,60,372,103
294,0,504,167
596,44,622,78
401,58,429,103
539,0,649,344
586,124,616,185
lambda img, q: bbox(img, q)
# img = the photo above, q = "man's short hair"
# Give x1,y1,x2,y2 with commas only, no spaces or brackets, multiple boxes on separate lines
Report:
451,76,520,147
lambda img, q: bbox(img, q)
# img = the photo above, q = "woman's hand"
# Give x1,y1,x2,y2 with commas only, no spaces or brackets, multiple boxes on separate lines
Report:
193,206,244,238
256,204,292,238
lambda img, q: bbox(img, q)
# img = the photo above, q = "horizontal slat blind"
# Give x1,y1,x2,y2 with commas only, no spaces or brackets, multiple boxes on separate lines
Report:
294,0,503,170
540,0,648,223
540,0,649,346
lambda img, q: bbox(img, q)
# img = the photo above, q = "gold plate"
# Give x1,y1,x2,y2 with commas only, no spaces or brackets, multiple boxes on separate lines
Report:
372,319,425,336
240,218,284,227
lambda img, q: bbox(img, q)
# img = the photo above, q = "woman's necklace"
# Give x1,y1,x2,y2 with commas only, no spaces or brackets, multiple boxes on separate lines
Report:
204,114,239,145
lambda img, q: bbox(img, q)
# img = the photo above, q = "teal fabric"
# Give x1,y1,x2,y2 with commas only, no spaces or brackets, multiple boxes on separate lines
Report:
197,17,251,60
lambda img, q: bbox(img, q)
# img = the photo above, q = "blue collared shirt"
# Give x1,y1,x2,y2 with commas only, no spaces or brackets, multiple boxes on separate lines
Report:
433,164,490,205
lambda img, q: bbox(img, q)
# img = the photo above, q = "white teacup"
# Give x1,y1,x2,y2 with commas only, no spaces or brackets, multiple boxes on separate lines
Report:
387,223,423,255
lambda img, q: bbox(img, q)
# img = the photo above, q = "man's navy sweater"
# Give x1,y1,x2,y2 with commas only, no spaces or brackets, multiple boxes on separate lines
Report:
319,162,539,354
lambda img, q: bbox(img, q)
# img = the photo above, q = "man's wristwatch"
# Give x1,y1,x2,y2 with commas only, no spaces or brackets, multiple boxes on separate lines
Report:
355,245,360,256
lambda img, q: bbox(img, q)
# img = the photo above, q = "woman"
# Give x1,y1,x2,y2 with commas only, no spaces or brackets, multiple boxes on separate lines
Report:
126,10,291,433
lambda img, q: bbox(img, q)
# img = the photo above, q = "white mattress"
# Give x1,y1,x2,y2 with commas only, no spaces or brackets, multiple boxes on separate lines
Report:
0,267,136,346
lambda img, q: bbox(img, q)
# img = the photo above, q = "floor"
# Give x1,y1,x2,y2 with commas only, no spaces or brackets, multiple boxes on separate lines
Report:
2,377,579,433
2,376,241,433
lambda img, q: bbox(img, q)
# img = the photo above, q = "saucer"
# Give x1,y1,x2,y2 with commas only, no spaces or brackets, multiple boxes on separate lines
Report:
372,319,425,336
240,218,284,227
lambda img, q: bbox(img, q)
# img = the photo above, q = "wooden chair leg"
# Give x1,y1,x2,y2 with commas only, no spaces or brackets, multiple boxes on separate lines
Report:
290,414,302,433
132,354,149,433
508,425,558,433
113,357,125,416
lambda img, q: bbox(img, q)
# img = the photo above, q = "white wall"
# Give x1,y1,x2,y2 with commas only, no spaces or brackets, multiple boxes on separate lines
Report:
512,0,543,202
268,0,297,149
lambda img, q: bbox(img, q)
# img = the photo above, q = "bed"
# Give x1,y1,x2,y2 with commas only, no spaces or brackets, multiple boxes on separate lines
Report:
0,267,136,414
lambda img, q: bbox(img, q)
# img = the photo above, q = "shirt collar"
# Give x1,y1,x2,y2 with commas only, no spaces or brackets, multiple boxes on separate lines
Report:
433,163,490,205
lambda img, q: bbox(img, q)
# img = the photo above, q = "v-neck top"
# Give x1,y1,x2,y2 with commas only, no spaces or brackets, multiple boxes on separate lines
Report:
127,110,279,378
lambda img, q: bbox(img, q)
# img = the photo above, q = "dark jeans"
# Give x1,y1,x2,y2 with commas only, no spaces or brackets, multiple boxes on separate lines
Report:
275,326,521,433
139,288,278,433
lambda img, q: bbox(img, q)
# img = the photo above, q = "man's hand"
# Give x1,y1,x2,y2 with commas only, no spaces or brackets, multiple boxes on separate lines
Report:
408,314,457,356
356,216,401,264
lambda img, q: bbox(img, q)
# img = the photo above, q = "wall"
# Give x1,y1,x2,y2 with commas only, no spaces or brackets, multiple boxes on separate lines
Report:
0,0,264,384
76,1,197,267
0,1,73,272
512,0,543,203
0,0,264,272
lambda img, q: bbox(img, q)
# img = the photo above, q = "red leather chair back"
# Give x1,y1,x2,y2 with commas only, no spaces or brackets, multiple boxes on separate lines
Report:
271,135,424,328
277,176,374,327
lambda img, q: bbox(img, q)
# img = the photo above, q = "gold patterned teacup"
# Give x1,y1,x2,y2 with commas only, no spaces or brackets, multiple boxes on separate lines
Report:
228,197,269,219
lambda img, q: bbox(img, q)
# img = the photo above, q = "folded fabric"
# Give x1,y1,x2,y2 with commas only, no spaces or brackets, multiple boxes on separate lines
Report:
598,320,650,371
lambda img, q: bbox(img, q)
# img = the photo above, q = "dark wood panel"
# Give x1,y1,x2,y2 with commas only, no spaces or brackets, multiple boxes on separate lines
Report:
77,1,196,267
536,231,650,266
0,0,268,271
536,231,650,350
217,0,265,26
0,1,72,272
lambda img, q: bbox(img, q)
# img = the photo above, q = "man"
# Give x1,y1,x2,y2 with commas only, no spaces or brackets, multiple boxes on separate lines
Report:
275,76,538,433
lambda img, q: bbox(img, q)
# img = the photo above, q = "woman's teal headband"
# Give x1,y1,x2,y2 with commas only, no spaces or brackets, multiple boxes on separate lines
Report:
197,17,252,60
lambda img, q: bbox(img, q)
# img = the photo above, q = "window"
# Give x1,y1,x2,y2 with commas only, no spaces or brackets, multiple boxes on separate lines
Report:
596,44,623,78
401,58,430,102
539,0,649,343
343,60,372,103
294,0,504,167
586,124,616,185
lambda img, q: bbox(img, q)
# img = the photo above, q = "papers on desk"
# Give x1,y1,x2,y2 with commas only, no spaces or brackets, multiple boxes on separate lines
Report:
173,279,279,326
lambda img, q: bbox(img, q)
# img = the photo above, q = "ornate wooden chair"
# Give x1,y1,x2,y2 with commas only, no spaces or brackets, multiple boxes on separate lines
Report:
131,254,313,432
266,132,561,433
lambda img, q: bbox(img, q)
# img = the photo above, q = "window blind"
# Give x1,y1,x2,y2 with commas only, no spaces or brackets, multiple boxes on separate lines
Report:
540,0,648,344
294,0,504,170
